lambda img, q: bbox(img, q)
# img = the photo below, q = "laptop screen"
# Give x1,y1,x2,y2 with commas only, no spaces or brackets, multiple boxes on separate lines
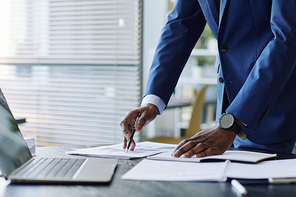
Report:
0,90,32,178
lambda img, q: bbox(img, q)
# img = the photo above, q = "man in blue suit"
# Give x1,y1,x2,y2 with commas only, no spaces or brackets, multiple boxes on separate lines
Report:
121,0,296,156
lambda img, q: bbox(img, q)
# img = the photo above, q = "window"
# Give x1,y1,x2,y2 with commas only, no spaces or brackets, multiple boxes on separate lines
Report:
0,0,143,146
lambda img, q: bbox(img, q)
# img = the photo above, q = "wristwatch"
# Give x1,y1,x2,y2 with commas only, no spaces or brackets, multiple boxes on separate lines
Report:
219,113,246,139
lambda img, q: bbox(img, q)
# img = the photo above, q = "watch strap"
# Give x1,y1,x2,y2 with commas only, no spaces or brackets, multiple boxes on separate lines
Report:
230,121,241,134
230,121,247,140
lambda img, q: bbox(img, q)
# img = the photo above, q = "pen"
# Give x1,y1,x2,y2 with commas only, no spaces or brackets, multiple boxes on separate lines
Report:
268,177,296,184
231,179,248,195
126,113,141,153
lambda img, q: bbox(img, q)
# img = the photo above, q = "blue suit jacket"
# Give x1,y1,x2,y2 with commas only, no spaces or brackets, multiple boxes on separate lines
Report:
144,0,296,148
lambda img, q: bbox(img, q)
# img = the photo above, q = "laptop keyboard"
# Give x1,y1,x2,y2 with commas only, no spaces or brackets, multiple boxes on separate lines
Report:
13,158,86,179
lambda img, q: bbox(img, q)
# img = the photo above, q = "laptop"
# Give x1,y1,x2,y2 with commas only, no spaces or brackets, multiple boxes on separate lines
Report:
0,89,117,183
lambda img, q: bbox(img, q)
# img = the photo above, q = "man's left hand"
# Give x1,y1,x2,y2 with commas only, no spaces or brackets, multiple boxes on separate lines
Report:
172,124,236,158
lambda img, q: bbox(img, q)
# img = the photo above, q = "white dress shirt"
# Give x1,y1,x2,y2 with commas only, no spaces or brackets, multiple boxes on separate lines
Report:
141,94,166,115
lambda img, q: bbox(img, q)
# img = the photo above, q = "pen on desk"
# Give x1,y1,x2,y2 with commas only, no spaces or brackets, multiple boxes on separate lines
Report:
126,113,141,153
231,179,248,195
268,177,296,184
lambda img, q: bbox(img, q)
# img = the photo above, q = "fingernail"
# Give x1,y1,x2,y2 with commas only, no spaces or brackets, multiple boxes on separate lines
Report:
136,124,142,130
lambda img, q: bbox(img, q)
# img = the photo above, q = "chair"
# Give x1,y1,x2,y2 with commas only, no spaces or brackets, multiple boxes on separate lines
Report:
146,85,209,144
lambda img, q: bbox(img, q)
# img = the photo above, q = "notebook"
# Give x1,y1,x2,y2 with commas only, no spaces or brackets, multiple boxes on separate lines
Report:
0,89,117,183
148,150,277,163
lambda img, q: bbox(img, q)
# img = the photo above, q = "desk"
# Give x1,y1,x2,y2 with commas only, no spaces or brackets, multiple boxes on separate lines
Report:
15,117,26,124
2,145,296,197
167,97,192,109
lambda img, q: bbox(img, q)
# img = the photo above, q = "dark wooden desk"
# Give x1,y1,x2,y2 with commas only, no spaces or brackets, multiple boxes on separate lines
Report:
3,145,296,197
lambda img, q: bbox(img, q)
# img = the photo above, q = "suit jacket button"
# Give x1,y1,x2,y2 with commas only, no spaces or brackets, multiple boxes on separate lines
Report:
219,77,224,83
219,45,228,53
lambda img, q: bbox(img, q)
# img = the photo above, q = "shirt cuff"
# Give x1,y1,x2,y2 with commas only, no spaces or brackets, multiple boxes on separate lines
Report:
141,94,166,115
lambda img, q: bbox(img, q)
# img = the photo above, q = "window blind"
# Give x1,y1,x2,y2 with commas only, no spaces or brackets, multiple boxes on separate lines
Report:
0,0,143,146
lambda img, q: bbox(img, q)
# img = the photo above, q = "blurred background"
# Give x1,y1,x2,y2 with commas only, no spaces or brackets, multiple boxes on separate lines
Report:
0,0,217,146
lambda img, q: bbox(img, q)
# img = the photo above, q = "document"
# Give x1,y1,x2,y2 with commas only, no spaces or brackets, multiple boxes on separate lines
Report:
66,141,176,159
122,159,230,181
122,158,296,181
148,150,277,163
225,159,296,179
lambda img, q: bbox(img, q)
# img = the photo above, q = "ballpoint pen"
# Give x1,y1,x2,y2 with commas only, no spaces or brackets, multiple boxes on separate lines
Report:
126,113,141,153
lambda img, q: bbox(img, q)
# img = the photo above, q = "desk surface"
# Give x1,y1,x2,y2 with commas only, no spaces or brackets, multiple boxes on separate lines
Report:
14,117,26,124
3,145,296,197
167,97,192,109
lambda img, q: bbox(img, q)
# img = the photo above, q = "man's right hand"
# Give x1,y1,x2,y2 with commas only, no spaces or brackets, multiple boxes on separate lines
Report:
120,103,158,151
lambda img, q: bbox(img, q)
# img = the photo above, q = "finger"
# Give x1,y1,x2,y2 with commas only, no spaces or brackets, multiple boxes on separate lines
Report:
128,139,137,151
173,139,190,153
122,137,127,149
172,140,199,157
120,119,132,140
196,147,224,158
120,111,140,139
135,105,157,130
173,133,202,152
135,115,144,131
136,104,158,131
182,142,210,158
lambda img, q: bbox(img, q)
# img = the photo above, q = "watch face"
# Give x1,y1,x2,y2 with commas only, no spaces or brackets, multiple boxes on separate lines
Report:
219,113,235,129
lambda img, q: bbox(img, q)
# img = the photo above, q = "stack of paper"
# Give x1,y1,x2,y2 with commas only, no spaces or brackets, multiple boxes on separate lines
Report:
119,144,295,182
66,141,296,182
67,141,176,159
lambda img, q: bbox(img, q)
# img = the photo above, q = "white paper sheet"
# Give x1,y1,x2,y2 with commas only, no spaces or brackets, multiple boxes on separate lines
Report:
121,159,229,181
66,141,177,159
0,177,9,197
225,159,296,179
122,158,296,181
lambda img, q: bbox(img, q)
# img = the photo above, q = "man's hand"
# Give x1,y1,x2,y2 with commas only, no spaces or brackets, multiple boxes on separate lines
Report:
172,124,236,158
120,103,158,151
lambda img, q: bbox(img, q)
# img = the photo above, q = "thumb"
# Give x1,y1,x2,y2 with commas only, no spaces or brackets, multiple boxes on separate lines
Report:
136,106,158,131
135,116,144,131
